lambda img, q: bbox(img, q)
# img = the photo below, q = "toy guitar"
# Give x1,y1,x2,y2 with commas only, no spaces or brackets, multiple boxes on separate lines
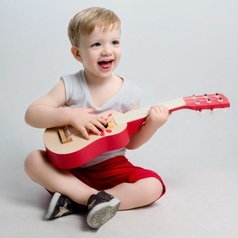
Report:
44,93,230,169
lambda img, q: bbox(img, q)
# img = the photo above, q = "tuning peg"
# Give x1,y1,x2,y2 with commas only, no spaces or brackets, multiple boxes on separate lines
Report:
211,109,217,115
199,110,206,116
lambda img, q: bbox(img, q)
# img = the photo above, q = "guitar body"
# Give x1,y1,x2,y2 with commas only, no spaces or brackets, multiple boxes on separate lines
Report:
44,93,230,169
44,111,132,169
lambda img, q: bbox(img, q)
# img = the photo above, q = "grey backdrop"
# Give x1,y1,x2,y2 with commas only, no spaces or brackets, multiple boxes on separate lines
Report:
1,0,237,237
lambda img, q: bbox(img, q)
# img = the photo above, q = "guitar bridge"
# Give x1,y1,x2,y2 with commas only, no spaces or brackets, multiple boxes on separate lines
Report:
57,126,73,144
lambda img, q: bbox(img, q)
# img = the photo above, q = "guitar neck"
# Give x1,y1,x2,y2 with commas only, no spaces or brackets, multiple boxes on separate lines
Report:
112,93,230,135
113,97,186,125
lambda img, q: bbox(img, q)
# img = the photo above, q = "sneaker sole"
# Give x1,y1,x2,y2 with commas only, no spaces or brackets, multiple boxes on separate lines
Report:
87,198,120,229
44,192,61,220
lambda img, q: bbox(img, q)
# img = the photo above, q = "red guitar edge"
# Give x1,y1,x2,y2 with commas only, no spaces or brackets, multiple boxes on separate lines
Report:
44,93,230,169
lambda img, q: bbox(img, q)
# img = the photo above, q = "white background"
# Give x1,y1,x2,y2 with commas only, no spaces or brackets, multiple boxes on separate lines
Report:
0,0,237,237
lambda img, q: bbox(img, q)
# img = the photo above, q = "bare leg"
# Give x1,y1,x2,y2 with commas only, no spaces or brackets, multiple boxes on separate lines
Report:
25,150,163,229
24,150,98,205
25,150,163,210
106,178,163,210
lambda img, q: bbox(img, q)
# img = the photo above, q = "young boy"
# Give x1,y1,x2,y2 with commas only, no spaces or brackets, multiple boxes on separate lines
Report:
24,7,169,229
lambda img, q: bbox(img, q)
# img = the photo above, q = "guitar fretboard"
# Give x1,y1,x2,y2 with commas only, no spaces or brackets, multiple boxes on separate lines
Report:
113,98,186,125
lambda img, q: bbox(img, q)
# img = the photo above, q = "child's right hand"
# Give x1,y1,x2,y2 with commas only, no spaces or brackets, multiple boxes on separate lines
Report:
25,81,106,140
69,107,107,140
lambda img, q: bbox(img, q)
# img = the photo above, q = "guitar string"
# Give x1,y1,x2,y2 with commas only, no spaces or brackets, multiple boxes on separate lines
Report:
62,95,227,138
114,98,186,124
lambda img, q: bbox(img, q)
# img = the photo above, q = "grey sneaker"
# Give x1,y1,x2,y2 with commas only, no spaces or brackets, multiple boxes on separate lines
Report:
45,192,78,220
87,191,120,229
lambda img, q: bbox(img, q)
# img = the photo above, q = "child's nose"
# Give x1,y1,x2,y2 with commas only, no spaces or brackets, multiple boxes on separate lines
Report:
101,45,112,55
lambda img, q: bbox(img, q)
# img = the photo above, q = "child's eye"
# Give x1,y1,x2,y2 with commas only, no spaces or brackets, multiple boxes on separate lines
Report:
91,42,101,47
112,40,120,45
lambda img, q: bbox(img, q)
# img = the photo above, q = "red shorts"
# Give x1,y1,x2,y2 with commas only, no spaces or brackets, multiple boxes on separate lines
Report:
69,156,166,198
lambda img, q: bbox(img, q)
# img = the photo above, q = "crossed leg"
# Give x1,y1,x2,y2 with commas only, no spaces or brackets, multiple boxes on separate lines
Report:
24,150,164,210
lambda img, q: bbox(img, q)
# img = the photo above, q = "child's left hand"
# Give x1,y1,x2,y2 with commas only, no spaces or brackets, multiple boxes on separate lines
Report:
126,104,169,149
146,104,169,130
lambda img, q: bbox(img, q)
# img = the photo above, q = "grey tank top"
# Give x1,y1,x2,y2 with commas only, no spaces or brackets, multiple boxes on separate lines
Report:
61,70,141,167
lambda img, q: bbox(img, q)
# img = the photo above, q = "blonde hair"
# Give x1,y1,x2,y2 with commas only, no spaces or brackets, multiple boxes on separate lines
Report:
68,7,121,47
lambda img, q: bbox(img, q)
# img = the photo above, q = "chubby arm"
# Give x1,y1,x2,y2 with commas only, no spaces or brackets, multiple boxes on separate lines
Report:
25,80,106,139
126,101,169,149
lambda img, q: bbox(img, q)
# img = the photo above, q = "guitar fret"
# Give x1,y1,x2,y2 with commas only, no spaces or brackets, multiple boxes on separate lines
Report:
113,98,186,125
114,107,150,125
161,98,186,110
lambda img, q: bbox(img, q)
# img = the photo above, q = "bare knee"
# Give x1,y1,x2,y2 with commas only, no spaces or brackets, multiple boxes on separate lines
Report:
144,177,164,203
24,150,46,176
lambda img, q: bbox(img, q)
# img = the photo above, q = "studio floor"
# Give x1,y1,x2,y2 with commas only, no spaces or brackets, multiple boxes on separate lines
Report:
1,115,238,238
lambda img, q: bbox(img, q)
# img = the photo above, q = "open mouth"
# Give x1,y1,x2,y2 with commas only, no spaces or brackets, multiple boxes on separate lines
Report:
98,60,113,70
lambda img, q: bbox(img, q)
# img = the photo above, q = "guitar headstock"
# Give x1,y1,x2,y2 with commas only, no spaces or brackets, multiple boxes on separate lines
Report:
183,93,230,111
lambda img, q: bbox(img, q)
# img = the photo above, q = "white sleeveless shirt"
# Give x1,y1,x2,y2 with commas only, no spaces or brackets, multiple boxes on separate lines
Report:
61,70,141,167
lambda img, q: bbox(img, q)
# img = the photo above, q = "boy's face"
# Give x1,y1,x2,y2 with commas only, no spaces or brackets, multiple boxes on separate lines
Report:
76,25,121,80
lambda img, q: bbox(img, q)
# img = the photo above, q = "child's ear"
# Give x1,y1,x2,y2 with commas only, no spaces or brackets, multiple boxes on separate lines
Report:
71,46,83,62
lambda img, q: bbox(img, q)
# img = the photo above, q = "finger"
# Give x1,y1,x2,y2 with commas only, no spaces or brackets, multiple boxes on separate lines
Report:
98,117,108,127
87,108,96,114
150,106,161,113
150,105,168,116
160,105,168,113
78,127,90,140
92,119,107,131
156,105,168,113
87,123,101,136
89,115,107,128
149,106,156,114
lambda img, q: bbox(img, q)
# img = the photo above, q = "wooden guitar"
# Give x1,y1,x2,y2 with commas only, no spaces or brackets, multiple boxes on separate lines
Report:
44,93,230,169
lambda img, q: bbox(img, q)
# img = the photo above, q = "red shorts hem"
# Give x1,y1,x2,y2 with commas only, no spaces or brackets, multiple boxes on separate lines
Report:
69,156,166,198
